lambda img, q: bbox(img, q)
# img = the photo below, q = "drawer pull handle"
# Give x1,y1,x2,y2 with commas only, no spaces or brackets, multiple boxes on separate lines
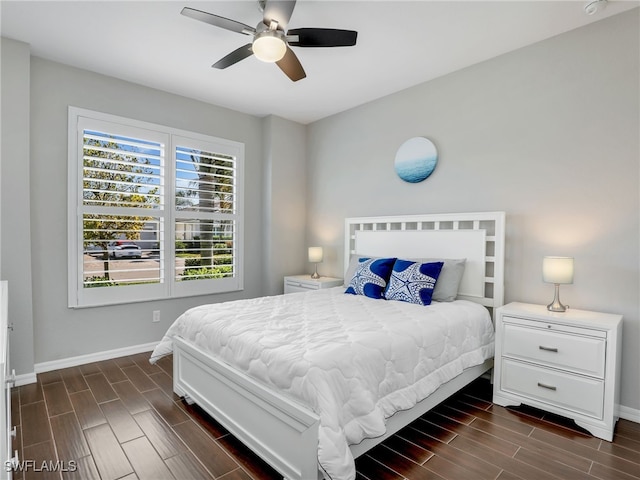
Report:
539,346,558,353
537,382,557,391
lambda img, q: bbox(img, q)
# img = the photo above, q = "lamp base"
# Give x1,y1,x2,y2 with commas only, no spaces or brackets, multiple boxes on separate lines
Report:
547,301,568,312
547,284,568,312
311,265,320,279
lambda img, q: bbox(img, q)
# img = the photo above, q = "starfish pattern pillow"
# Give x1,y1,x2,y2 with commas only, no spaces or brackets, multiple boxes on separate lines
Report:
385,260,444,305
344,257,396,299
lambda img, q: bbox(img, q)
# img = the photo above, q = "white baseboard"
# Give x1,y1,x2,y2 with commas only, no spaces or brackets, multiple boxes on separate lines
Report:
15,372,37,387
13,341,160,385
619,404,640,424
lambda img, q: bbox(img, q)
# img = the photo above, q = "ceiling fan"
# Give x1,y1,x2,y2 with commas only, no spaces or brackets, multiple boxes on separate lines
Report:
181,0,358,82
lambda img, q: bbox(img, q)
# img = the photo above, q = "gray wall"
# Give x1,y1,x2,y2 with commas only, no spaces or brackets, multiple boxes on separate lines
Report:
306,10,639,412
262,115,308,296
0,38,36,377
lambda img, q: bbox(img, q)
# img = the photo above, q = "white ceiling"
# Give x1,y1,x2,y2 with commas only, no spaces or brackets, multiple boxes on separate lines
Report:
1,1,637,124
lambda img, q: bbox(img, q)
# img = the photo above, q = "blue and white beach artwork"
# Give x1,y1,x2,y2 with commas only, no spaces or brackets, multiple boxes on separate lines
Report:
394,137,438,183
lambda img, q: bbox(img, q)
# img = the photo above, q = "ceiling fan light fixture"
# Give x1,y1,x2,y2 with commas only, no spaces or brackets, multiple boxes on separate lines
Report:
253,30,286,63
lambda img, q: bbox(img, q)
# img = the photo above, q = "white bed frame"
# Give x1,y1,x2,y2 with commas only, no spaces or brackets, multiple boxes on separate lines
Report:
172,211,506,480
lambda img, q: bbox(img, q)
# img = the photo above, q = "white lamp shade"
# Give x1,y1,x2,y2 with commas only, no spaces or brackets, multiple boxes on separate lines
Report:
543,256,574,284
252,34,286,62
308,247,323,263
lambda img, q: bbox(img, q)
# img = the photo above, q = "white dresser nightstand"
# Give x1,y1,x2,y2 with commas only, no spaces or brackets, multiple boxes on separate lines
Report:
283,275,343,294
493,302,622,441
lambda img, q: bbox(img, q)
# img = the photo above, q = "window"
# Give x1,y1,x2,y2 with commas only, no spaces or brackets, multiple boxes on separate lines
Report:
68,107,244,307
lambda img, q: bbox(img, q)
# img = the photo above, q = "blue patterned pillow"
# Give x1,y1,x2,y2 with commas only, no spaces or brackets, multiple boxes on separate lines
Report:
345,257,396,299
385,260,444,305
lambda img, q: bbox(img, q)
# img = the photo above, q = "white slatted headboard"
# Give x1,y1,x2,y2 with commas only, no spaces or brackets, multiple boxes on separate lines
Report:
344,212,505,309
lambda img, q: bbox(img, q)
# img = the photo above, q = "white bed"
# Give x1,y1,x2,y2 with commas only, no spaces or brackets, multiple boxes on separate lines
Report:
151,211,506,480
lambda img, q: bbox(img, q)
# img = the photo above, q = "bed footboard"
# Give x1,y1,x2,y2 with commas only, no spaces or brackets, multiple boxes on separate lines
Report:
172,336,321,480
349,358,493,458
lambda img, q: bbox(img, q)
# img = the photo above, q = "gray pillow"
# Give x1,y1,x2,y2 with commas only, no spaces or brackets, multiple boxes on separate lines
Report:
344,255,466,302
418,258,466,302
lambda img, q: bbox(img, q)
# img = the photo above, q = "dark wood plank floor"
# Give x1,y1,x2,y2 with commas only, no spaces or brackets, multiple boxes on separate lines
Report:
13,352,640,480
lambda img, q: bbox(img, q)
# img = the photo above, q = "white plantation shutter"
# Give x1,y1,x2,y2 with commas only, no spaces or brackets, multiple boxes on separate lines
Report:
82,132,163,209
175,145,236,214
68,108,244,307
172,136,243,297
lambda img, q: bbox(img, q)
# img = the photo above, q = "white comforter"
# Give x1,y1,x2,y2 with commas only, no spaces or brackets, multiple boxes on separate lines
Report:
151,287,494,480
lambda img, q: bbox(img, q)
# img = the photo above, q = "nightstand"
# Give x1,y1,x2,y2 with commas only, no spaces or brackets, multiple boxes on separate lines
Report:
493,302,622,441
283,275,343,294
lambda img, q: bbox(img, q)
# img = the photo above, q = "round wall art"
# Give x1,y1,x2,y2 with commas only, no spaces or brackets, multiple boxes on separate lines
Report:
394,137,438,183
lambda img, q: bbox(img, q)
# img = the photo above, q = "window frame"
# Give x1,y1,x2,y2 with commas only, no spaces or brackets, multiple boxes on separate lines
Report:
68,106,244,308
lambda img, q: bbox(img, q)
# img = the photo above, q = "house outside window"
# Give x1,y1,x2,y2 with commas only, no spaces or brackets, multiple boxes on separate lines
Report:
68,107,244,307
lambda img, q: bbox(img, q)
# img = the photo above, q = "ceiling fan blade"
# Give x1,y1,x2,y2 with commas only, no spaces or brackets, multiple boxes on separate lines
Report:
276,46,306,82
181,7,255,35
287,28,358,47
212,44,254,69
262,0,297,30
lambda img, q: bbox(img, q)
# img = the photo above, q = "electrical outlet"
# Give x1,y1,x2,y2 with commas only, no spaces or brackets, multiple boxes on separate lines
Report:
152,310,160,323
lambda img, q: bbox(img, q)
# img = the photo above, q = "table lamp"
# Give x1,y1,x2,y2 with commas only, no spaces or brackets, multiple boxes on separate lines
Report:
308,247,323,279
543,256,574,312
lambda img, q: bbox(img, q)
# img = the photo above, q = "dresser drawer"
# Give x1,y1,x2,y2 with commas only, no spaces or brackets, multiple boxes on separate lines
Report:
283,276,343,294
502,322,605,377
284,281,318,294
501,359,604,419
